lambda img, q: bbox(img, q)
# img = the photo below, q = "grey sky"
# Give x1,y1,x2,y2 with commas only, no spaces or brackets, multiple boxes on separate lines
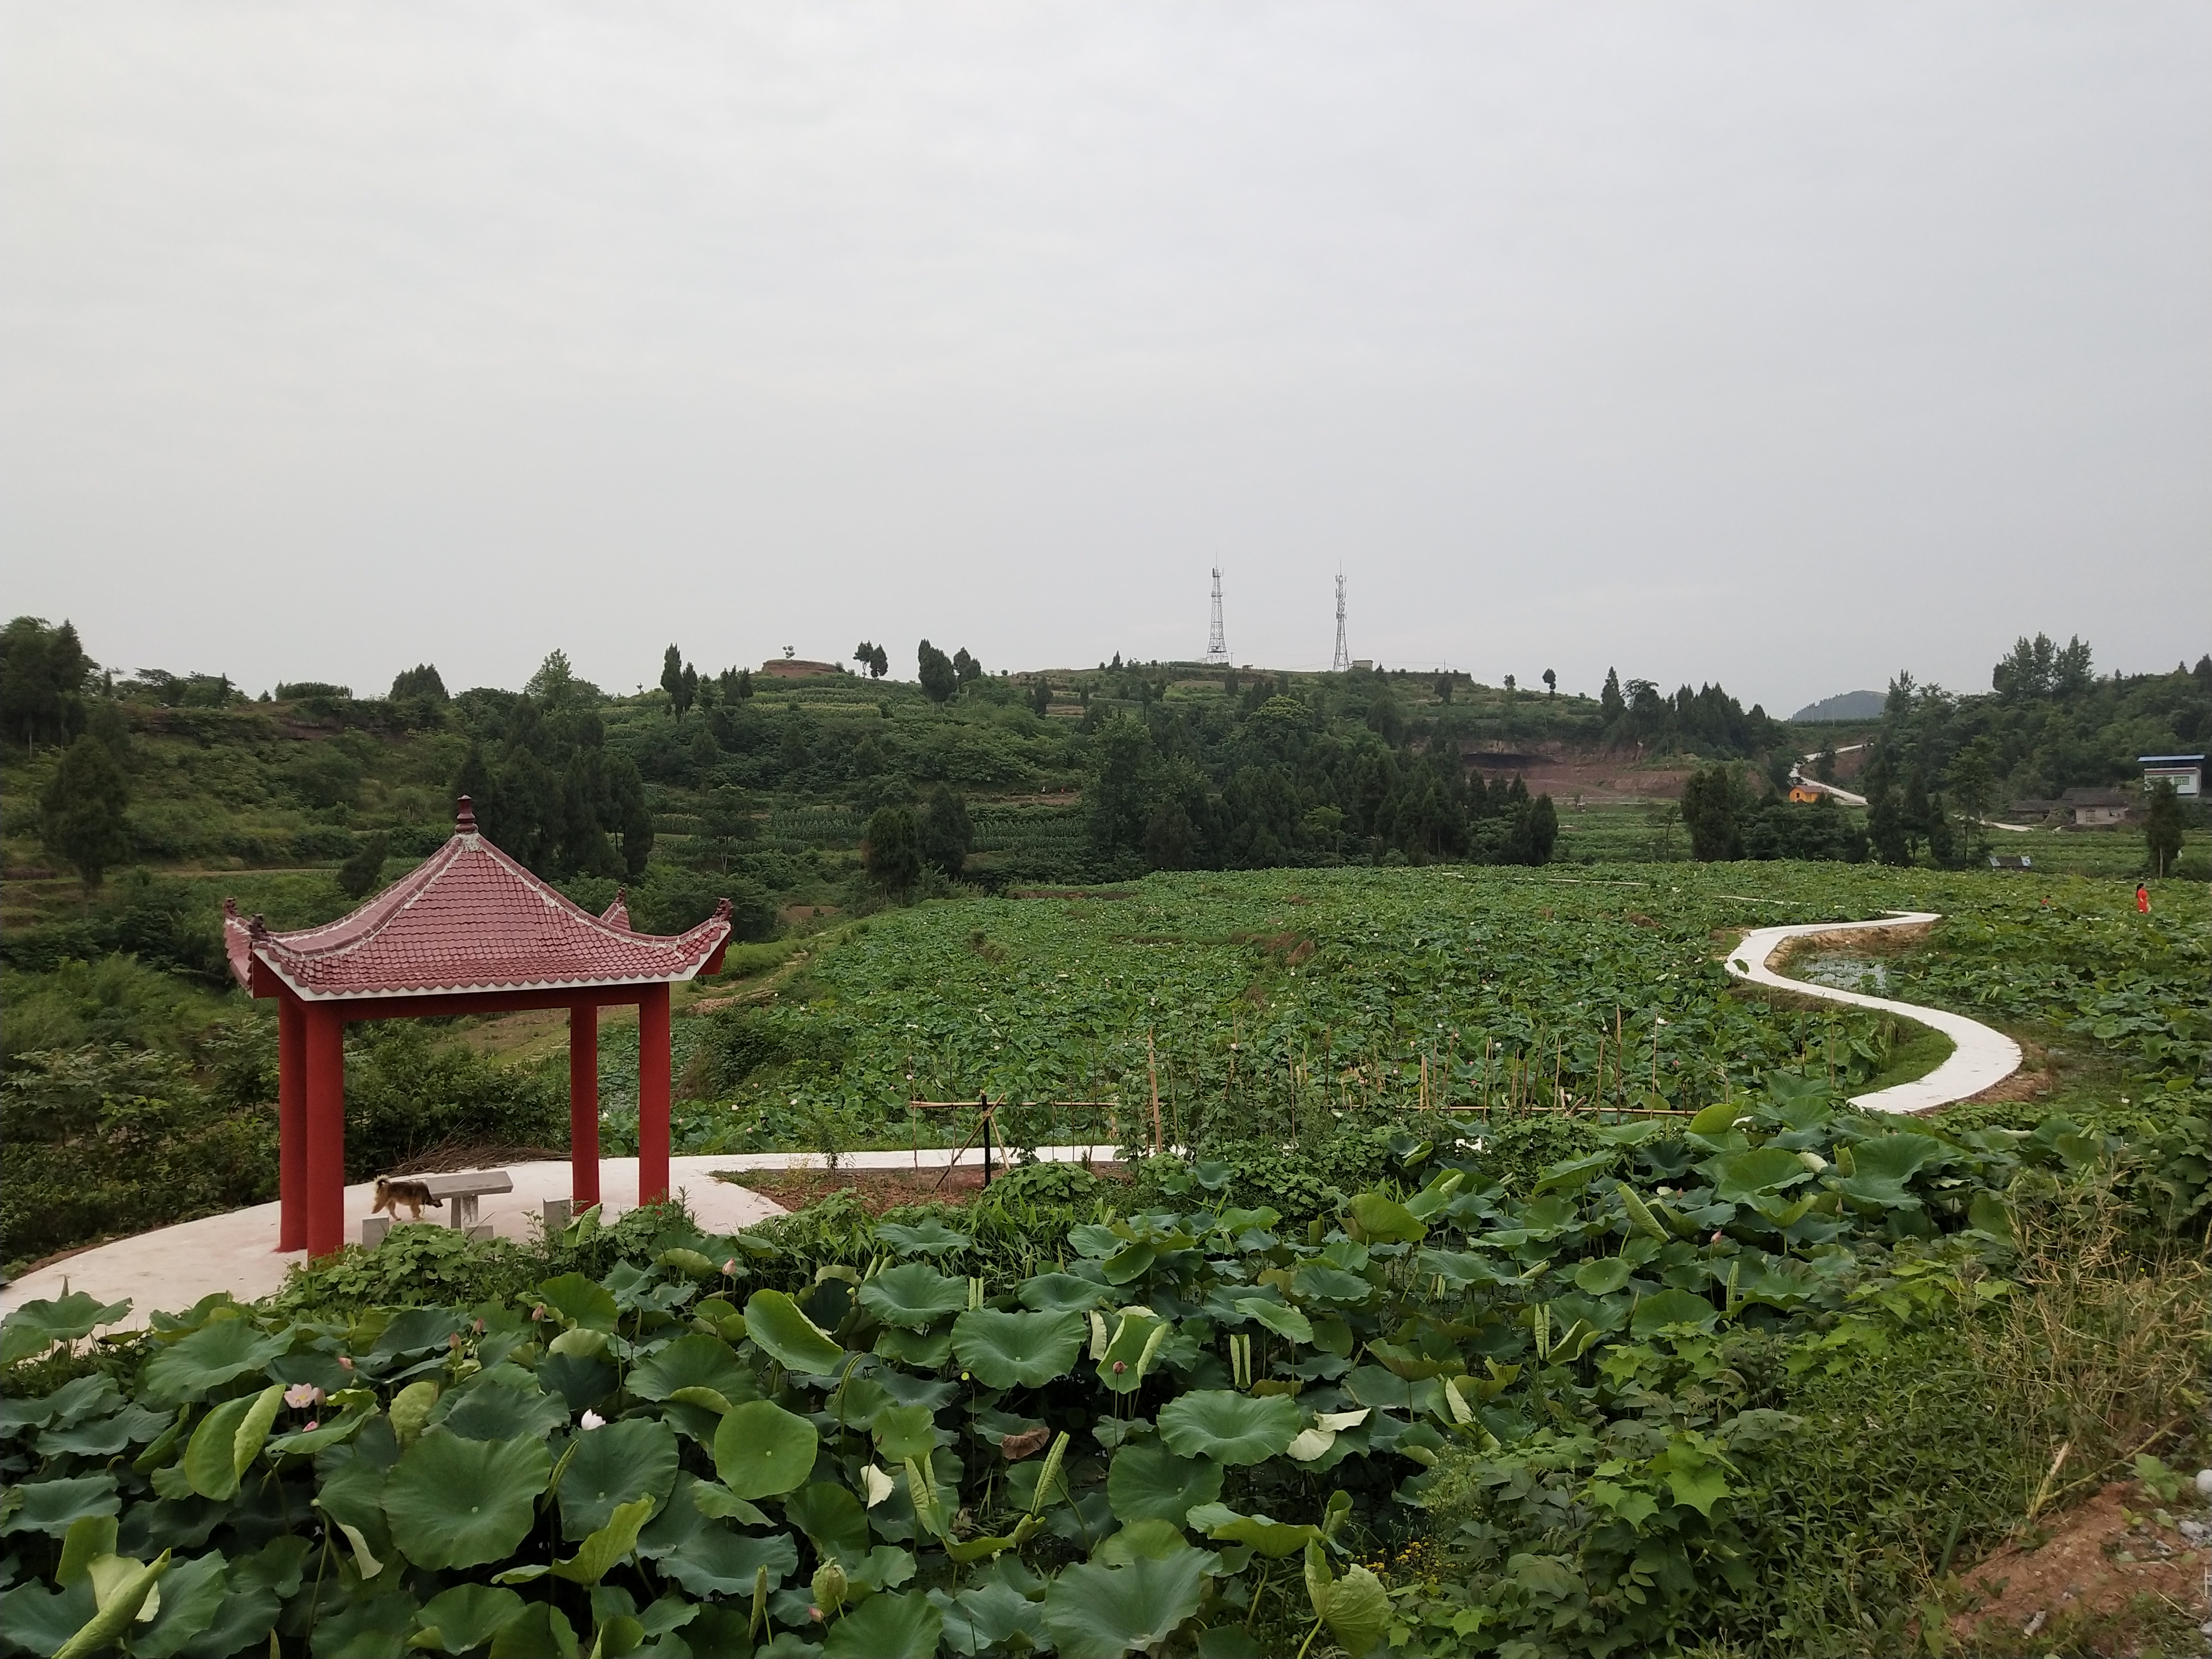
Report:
5,2,2208,713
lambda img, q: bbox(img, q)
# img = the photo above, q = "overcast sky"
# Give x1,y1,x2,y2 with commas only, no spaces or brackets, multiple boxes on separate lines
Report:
5,3,2208,715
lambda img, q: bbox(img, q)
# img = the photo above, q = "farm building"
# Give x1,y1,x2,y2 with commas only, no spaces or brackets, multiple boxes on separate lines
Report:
2138,754,2203,797
1787,786,1824,804
2062,787,2132,827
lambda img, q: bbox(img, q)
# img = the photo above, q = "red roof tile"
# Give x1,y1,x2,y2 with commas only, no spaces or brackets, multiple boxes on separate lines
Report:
224,799,730,1001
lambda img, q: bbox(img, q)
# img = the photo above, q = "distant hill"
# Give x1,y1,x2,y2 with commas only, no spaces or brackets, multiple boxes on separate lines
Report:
1790,690,1886,723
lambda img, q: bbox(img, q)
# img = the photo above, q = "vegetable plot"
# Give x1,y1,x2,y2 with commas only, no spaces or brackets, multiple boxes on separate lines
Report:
0,1078,2110,1658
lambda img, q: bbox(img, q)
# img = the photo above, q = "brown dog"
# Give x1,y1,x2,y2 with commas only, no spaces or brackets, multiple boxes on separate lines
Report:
371,1177,444,1222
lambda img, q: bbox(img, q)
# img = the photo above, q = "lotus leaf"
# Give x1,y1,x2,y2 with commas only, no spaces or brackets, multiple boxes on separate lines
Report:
1158,1391,1301,1465
139,1322,293,1409
535,1352,619,1412
951,1309,1084,1389
369,1307,469,1357
1572,1258,1635,1295
1185,1503,1319,1558
1341,1365,1444,1417
822,1588,943,1659
1041,1551,1208,1659
627,1332,752,1403
1066,1222,1123,1259
182,1385,281,1500
1709,1146,1815,1202
785,1481,870,1566
1630,1287,1721,1337
1688,1101,1750,1137
1833,1132,1949,1206
1291,1263,1376,1303
488,1602,580,1659
0,1476,121,1538
874,1218,973,1257
1096,1518,1193,1563
557,1417,680,1539
0,1579,98,1657
1347,1193,1425,1244
744,1290,847,1375
50,1549,169,1659
713,1400,819,1499
381,1434,551,1570
434,1372,571,1442
1232,1298,1313,1345
1017,1273,1114,1314
873,1403,939,1463
876,1326,954,1368
106,1547,221,1659
414,1584,528,1653
0,1292,133,1366
536,1273,620,1333
930,1579,1052,1658
1106,1441,1223,1526
5,1375,122,1437
652,1523,799,1596
552,1493,657,1583
859,1264,970,1331
1313,1552,1392,1657
1099,1240,1161,1284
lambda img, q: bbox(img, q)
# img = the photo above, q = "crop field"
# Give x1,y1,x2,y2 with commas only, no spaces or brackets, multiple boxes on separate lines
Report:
654,861,2209,1161
3,855,2206,1657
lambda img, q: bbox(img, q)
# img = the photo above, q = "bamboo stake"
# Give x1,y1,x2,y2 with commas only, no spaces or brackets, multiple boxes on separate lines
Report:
1147,1029,1163,1155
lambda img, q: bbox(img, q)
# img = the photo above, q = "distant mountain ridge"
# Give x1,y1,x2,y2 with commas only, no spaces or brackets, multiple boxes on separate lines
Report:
1790,690,1886,723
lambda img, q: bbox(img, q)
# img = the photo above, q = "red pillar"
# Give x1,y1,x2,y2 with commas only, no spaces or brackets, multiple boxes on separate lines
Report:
569,1003,601,1207
277,991,307,1251
304,1005,348,1257
637,983,671,1207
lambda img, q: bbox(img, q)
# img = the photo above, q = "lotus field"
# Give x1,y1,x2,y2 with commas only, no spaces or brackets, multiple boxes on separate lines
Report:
0,861,2204,1657
674,862,2209,1154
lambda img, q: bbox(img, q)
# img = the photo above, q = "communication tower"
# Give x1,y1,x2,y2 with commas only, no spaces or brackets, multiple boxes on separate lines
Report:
1331,574,1350,672
1205,567,1229,665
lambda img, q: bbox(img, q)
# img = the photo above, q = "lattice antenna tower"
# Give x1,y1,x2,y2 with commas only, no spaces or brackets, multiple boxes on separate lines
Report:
1205,567,1230,665
1331,573,1350,672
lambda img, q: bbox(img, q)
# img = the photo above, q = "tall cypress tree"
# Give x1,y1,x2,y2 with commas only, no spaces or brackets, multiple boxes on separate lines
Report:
41,732,131,894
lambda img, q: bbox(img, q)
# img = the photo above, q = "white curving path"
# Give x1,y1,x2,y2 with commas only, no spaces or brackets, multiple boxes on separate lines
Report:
1725,912,2022,1115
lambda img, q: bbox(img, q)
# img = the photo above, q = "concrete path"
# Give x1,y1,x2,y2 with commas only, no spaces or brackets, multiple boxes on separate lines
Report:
0,1143,1125,1332
1724,912,2022,1114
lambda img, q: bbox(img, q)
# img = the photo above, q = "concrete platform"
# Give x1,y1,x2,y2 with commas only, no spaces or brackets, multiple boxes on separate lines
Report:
0,1143,1124,1333
1725,912,2023,1114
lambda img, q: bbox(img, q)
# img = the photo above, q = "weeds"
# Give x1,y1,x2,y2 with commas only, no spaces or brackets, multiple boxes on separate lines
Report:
1967,1172,2212,1509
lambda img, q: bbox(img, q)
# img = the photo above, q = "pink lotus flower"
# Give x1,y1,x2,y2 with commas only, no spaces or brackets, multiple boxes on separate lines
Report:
723,1259,738,1275
302,1420,319,1432
336,1356,354,1370
283,1384,323,1410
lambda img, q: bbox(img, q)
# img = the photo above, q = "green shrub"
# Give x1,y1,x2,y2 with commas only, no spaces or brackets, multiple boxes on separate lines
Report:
1,1045,278,1269
342,1023,566,1176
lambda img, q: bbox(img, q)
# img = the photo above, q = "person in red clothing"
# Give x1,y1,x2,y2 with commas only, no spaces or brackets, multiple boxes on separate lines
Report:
2136,883,2151,913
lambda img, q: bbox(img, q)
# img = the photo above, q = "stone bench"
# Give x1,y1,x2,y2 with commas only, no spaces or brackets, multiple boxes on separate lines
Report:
360,1169,513,1247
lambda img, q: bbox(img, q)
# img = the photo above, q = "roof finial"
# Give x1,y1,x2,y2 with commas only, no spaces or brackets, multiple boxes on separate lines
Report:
455,795,478,834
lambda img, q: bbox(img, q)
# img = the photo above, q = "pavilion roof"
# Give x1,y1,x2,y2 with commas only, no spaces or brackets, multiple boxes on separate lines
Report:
223,799,730,1001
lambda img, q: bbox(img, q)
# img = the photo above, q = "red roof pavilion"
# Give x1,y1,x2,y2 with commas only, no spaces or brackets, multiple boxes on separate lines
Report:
227,798,731,1256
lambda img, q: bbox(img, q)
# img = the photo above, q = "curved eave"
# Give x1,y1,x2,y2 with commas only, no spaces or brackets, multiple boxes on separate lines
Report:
228,913,732,1002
